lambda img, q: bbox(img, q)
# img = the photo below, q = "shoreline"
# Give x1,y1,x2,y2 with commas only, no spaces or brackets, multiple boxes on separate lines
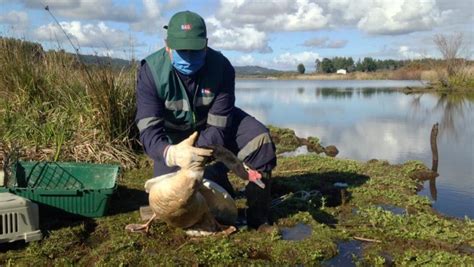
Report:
236,69,427,81
237,76,474,93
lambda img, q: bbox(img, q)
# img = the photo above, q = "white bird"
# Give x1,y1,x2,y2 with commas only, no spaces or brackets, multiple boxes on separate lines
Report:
126,142,264,236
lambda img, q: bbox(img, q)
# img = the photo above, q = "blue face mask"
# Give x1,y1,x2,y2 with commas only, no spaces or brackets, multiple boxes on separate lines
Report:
171,49,206,75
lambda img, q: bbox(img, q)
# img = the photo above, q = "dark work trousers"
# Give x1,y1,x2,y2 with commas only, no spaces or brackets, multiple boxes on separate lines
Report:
152,107,276,227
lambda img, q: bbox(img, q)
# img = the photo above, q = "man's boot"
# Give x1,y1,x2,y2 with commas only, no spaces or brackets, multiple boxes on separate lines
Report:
246,172,272,230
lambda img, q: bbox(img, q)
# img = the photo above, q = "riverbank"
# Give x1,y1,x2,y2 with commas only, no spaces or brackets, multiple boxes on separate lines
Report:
238,69,425,81
1,127,472,265
237,68,474,91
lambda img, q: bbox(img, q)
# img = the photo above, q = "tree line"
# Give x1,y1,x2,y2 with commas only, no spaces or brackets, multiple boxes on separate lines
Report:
314,57,409,73
296,57,431,74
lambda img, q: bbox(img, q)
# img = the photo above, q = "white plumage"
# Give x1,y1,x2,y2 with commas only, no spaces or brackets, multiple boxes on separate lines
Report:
126,144,264,236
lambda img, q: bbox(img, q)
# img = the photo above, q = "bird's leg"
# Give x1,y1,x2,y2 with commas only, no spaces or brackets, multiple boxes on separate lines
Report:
214,219,237,236
125,213,157,233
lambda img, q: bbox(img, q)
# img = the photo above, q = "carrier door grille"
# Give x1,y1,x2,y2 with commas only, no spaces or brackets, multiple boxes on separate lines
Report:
0,213,19,235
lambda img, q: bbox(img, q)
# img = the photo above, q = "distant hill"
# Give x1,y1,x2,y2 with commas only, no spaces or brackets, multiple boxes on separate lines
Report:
78,54,135,69
81,55,283,75
234,65,282,76
1,38,282,74
80,56,282,75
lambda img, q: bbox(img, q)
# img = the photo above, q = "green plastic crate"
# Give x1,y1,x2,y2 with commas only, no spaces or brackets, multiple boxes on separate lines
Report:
0,161,120,218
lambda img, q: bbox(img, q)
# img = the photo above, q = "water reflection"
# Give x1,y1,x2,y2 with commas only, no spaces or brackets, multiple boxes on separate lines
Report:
417,123,440,201
429,178,438,201
314,87,398,99
407,93,472,214
235,80,474,218
434,93,471,139
360,87,397,97
317,88,353,99
409,93,473,139
280,223,312,241
322,240,363,266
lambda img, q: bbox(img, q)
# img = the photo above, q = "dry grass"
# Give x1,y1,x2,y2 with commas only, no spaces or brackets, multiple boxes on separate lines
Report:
420,70,439,82
0,38,139,168
277,69,423,81
422,64,474,89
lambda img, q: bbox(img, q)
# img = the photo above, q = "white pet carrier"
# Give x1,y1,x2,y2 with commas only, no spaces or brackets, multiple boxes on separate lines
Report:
0,192,42,243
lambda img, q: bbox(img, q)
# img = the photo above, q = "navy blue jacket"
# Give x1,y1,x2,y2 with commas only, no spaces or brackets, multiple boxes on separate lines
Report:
135,50,235,162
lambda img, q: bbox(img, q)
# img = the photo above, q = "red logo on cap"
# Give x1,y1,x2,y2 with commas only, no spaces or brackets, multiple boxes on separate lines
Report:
181,24,192,31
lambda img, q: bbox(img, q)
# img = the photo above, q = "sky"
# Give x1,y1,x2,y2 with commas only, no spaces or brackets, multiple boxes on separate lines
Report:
0,0,473,71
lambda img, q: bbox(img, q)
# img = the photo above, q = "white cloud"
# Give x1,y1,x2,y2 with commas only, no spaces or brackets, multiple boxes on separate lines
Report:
216,0,452,35
327,39,348,49
34,21,132,50
217,0,290,26
303,37,328,47
163,0,182,9
234,54,256,66
206,17,272,53
0,10,28,30
30,0,139,23
262,0,328,31
216,0,329,31
303,37,348,48
356,1,448,35
130,0,166,34
272,51,321,71
13,0,171,34
398,46,424,59
436,0,474,25
326,0,450,35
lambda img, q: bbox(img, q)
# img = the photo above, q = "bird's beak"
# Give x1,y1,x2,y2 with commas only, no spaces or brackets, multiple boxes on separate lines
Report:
243,163,265,189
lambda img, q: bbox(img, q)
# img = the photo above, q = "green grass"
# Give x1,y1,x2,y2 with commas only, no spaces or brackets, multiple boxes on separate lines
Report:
268,125,325,154
1,154,472,265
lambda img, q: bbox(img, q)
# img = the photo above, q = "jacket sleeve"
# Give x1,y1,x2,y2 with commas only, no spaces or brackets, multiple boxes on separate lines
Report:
135,60,170,162
196,58,235,147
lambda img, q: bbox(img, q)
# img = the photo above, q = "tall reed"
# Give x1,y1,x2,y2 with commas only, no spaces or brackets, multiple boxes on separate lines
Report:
0,38,139,168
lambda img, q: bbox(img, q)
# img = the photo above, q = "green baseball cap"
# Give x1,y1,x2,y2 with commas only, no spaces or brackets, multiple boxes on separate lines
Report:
165,11,207,50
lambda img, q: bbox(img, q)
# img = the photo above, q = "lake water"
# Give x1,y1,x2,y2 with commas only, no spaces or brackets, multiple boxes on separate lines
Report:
235,79,474,219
